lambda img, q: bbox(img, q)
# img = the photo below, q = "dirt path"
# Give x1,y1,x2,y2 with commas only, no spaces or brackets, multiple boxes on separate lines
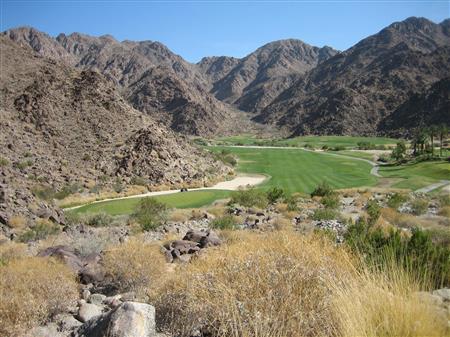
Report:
415,180,450,193
65,174,267,211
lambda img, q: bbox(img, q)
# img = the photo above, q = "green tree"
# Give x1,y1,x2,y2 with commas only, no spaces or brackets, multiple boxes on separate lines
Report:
391,141,406,161
429,125,439,156
438,124,448,157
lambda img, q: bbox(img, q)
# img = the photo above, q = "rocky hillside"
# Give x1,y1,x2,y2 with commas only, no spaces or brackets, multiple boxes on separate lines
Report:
3,27,239,136
198,39,338,112
0,36,227,230
257,17,450,135
379,77,450,136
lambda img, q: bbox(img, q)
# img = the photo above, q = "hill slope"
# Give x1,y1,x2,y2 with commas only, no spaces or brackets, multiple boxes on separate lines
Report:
0,37,227,229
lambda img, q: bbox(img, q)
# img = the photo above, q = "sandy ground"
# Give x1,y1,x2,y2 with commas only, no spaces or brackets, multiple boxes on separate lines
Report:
66,174,267,210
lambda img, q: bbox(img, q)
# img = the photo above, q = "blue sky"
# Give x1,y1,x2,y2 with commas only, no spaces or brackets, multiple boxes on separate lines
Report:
2,1,449,62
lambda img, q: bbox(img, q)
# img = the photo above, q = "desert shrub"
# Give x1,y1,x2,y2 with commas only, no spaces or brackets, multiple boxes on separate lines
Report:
7,215,27,229
357,141,375,150
229,188,268,208
0,257,78,336
321,193,340,209
130,176,149,186
365,200,381,225
0,157,9,167
113,177,124,193
411,198,429,215
387,192,408,209
321,145,329,151
152,232,353,337
64,211,81,226
285,195,299,211
438,205,450,218
18,220,60,242
311,208,341,221
266,187,285,204
54,183,83,200
133,197,169,231
0,242,28,266
210,215,239,230
82,212,113,227
14,160,33,170
103,240,166,297
311,181,333,197
438,194,450,207
345,220,450,288
82,153,91,161
31,185,56,201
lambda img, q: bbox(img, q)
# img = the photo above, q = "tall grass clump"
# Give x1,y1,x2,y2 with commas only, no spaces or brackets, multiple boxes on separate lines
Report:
311,181,333,197
152,231,353,337
0,257,78,336
103,239,167,297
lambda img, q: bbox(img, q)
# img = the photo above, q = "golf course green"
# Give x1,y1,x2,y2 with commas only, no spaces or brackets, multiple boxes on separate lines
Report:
210,146,377,194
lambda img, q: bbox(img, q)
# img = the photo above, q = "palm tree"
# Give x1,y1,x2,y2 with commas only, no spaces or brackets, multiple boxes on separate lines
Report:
438,124,449,157
429,125,439,156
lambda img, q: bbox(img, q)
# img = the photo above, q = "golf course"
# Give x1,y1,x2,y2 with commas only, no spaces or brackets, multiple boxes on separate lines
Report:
70,136,449,216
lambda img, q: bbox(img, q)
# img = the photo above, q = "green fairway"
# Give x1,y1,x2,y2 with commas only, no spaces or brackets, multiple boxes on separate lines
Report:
210,147,377,194
72,190,231,216
337,151,378,161
213,135,398,149
379,161,450,190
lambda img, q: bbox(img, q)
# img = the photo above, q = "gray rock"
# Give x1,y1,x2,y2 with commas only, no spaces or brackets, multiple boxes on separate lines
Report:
416,291,444,306
77,303,103,323
75,301,156,337
57,314,83,331
28,323,63,337
433,288,450,301
89,293,107,306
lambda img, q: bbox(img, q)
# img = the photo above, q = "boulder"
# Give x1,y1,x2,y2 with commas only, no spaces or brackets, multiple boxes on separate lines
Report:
74,301,156,337
89,293,107,306
433,288,450,301
77,302,103,323
183,229,221,248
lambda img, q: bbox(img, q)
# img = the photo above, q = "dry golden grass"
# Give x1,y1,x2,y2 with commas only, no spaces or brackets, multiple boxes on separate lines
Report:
332,262,448,337
0,257,78,336
381,207,449,231
169,209,190,222
151,231,448,337
8,215,27,229
103,239,167,298
439,205,450,218
0,242,28,263
272,215,293,231
206,204,227,218
152,231,354,337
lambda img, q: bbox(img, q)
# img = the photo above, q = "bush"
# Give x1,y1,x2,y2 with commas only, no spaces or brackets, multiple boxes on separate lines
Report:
113,177,124,193
214,150,237,167
321,193,340,209
266,187,285,204
311,208,341,221
411,198,429,215
0,257,78,336
54,183,83,200
229,188,268,208
103,240,166,297
0,157,9,167
14,160,33,170
311,181,333,197
285,195,300,212
366,200,381,225
330,145,345,151
82,212,113,227
133,197,169,231
438,194,450,207
345,220,450,288
18,220,60,242
387,193,408,209
31,185,56,201
210,215,239,230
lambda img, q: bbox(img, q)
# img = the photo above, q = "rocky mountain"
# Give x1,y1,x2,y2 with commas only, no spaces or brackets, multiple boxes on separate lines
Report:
198,39,338,112
0,36,227,229
3,27,239,136
257,17,450,135
379,77,450,136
